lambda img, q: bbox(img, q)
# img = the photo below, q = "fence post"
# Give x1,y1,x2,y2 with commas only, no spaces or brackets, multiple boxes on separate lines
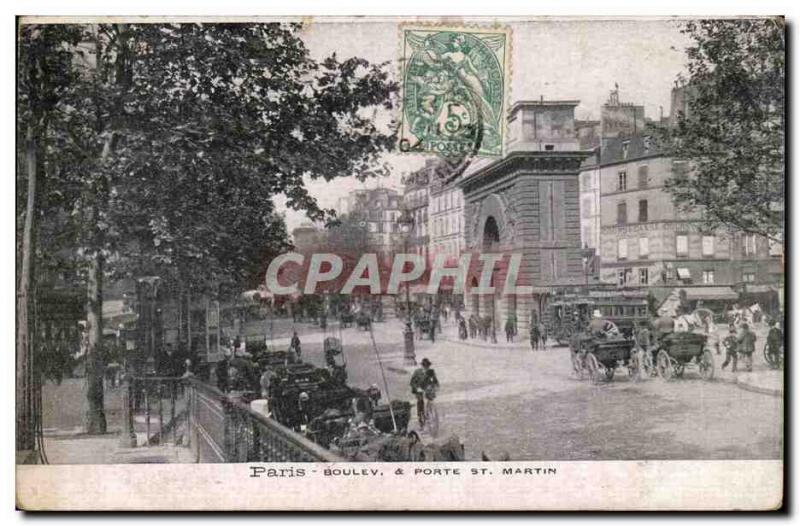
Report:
119,376,137,448
222,396,234,462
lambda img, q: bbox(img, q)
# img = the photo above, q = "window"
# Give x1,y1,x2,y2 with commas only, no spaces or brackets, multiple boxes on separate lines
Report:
638,165,649,188
743,272,756,283
545,144,555,151
639,237,649,258
702,235,715,257
639,268,649,285
769,234,783,256
617,201,627,225
676,234,688,256
618,171,627,191
617,239,628,260
638,200,648,222
743,234,757,256
702,270,715,284
617,269,629,287
622,141,630,159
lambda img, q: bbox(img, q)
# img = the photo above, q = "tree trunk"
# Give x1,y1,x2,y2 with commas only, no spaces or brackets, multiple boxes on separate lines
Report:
85,248,107,434
16,123,37,451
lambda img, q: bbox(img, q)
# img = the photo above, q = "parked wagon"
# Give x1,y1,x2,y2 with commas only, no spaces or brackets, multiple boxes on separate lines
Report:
653,332,715,381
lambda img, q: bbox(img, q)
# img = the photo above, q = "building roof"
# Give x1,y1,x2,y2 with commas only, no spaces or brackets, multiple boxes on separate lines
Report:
597,134,666,166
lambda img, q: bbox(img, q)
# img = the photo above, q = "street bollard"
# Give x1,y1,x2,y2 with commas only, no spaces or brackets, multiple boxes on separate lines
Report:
403,322,416,366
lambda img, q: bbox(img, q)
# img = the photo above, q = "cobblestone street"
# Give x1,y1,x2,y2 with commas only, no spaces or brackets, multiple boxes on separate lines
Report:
41,317,783,463
269,317,783,461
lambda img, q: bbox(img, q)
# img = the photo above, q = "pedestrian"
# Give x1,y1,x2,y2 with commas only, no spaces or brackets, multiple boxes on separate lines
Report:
767,320,783,357
468,315,477,339
530,324,540,351
737,323,757,372
505,316,515,343
540,324,548,349
458,316,468,340
634,321,652,374
721,325,739,372
290,331,302,358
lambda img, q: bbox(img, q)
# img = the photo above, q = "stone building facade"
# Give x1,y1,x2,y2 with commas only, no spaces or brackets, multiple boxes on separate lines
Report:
594,135,782,297
459,100,590,334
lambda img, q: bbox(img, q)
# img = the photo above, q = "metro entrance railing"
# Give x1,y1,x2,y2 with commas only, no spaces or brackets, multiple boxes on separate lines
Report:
120,375,339,462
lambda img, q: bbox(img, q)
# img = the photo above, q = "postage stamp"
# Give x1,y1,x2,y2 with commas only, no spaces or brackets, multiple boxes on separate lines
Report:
399,26,510,158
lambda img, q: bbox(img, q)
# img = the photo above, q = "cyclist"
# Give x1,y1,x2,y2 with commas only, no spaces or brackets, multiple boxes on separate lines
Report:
410,358,439,427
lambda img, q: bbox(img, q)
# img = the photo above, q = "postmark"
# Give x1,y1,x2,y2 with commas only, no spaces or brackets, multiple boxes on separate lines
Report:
399,26,510,158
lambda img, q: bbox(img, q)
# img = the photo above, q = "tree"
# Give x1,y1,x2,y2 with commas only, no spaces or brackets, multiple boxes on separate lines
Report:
658,18,784,242
17,24,84,450
19,22,398,433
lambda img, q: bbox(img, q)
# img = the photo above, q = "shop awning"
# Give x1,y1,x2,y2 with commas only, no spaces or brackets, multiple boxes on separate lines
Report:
682,286,739,301
676,268,691,280
742,284,781,294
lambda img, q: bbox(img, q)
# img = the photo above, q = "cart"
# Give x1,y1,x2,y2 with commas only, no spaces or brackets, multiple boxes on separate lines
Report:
654,332,715,381
572,334,639,383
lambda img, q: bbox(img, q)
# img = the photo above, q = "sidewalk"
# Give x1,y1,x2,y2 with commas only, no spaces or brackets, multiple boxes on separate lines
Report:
42,430,194,464
715,366,783,397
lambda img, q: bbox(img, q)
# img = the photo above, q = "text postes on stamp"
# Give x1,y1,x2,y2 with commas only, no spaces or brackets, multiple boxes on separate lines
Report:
400,26,509,158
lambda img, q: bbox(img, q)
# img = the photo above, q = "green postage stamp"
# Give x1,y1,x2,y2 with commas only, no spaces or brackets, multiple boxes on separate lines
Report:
400,26,510,158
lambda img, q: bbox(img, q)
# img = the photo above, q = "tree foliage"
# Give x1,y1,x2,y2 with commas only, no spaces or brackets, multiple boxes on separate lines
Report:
42,23,398,293
658,18,784,241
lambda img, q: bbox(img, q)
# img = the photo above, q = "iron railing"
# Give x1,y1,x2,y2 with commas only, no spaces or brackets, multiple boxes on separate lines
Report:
185,378,340,463
120,376,188,448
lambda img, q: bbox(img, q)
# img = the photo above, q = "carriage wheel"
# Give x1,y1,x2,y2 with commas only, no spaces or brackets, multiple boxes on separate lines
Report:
674,364,685,378
656,350,673,380
571,352,585,380
699,349,715,381
585,353,602,384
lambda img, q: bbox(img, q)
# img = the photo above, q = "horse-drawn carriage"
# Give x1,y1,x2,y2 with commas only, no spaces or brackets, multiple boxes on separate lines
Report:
651,332,715,381
571,331,640,383
268,363,356,431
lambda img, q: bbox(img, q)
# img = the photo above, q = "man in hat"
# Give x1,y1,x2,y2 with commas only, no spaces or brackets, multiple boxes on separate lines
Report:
721,324,739,372
410,358,439,427
530,323,540,350
737,323,757,373
766,320,783,363
589,309,613,338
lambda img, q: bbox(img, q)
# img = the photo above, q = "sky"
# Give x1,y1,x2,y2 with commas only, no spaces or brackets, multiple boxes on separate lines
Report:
275,17,693,234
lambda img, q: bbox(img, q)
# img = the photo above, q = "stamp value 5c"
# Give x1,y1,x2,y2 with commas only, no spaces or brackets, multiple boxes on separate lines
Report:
400,26,510,158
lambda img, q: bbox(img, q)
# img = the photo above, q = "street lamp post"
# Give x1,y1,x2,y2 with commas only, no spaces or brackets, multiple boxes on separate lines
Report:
397,208,416,367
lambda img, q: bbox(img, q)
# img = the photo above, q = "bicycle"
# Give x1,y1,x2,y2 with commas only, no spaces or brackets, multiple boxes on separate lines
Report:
422,386,440,438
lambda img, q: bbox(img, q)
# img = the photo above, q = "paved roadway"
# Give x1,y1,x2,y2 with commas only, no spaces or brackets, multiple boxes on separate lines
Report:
41,317,782,463
275,318,783,461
